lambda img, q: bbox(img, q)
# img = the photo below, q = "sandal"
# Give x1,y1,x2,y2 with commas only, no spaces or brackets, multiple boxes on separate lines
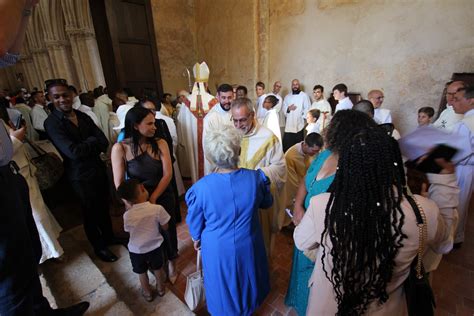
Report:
141,288,153,302
156,282,166,297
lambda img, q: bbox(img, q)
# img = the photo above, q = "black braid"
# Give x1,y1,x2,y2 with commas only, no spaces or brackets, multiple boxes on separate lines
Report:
320,127,407,315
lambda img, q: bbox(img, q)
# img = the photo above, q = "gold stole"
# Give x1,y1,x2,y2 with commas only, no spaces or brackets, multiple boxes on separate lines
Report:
239,134,279,170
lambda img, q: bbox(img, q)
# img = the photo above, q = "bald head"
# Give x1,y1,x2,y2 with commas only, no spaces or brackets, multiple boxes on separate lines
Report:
353,100,375,118
291,79,300,93
368,89,384,109
446,81,466,106
273,81,282,94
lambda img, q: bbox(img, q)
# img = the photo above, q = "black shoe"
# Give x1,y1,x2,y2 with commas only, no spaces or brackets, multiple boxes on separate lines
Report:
106,236,129,247
453,242,463,250
95,248,118,262
52,301,90,315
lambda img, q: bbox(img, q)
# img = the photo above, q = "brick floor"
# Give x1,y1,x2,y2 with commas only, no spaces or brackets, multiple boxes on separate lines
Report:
169,198,474,316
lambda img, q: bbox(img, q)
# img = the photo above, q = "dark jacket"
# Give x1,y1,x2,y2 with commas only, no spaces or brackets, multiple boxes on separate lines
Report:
44,108,109,181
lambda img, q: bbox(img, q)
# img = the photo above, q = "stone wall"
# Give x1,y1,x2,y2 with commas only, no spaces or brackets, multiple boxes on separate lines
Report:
150,0,197,96
267,0,474,133
151,0,474,134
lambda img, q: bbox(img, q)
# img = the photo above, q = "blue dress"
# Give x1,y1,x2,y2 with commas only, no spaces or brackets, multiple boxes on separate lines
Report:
186,168,273,316
285,150,335,316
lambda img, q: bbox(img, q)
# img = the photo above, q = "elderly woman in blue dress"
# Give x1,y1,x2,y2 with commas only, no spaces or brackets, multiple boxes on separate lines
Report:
186,125,272,316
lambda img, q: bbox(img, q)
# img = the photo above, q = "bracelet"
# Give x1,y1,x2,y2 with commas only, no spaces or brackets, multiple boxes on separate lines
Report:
23,9,33,17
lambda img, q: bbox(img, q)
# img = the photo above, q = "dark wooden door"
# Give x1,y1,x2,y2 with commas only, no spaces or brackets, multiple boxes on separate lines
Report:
89,0,163,98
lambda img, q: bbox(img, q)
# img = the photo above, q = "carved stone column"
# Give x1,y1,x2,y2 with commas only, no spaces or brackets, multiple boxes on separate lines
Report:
44,40,79,87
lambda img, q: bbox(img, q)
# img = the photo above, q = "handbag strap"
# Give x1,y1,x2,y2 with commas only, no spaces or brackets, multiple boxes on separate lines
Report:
24,137,47,156
404,190,427,279
196,249,202,272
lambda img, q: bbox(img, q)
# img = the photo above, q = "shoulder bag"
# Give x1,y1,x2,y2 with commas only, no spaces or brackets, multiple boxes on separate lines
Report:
403,193,436,316
26,138,64,190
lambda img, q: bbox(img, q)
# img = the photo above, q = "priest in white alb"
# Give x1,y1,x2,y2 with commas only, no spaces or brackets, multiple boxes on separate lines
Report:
203,83,234,175
231,97,287,258
176,62,218,183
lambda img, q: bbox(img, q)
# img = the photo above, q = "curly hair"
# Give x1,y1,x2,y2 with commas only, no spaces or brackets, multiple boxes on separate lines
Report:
321,126,407,315
324,110,378,153
204,125,242,169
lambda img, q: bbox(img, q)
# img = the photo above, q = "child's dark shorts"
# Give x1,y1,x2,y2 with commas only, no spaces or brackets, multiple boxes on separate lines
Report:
129,245,164,274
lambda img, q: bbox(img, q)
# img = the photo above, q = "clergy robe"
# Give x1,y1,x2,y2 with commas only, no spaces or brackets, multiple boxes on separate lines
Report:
267,92,285,130
256,94,268,120
283,142,315,227
452,109,474,243
334,97,353,112
93,94,112,141
259,108,282,144
433,104,464,132
374,107,392,124
239,124,286,257
310,99,332,133
176,84,218,183
203,104,233,175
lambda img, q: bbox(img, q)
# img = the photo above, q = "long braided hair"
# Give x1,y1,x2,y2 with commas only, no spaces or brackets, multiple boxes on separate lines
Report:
321,126,407,315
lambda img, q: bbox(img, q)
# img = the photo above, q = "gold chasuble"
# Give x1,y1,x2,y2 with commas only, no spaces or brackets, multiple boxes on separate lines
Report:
239,124,287,258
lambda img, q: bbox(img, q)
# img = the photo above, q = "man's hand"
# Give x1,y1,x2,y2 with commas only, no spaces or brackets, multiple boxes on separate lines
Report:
288,104,297,112
10,126,26,142
193,240,201,251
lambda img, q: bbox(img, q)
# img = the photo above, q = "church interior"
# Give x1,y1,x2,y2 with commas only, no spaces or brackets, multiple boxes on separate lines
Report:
1,0,473,315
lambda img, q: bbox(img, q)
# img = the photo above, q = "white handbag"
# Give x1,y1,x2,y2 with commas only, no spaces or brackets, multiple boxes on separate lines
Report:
184,250,206,311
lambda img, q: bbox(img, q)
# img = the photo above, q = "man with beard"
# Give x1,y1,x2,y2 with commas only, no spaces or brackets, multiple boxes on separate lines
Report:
231,97,286,258
44,79,118,262
203,83,234,175
282,79,311,152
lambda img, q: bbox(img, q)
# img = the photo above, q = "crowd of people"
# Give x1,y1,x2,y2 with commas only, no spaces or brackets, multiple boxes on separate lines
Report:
0,61,472,315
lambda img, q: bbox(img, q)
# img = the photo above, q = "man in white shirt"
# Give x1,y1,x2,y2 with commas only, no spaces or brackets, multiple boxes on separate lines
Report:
333,83,353,112
433,81,465,132
310,84,332,132
282,79,311,152
368,89,392,124
69,86,100,126
451,85,474,247
203,83,234,174
30,91,49,139
255,81,267,120
267,81,284,136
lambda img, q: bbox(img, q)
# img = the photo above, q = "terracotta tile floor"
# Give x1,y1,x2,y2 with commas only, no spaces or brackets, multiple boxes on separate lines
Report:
168,198,474,316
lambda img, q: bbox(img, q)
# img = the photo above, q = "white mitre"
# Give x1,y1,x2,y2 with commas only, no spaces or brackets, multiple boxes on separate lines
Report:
189,62,216,112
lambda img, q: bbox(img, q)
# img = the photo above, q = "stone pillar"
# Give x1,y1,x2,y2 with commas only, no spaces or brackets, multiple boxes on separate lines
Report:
255,0,269,86
67,29,106,91
31,49,54,84
45,40,79,87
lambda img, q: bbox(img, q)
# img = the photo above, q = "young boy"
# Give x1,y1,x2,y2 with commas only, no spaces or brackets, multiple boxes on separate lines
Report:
260,95,282,143
305,108,321,134
417,106,435,126
117,179,170,302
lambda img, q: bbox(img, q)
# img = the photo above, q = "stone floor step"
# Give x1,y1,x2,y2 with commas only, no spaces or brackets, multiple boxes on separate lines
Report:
41,225,194,315
40,226,133,315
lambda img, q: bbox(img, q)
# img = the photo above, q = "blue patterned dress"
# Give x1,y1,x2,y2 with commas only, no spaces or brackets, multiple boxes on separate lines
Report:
285,150,335,315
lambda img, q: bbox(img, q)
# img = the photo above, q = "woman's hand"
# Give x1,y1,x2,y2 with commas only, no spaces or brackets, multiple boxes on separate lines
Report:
193,240,201,251
148,194,158,205
292,204,305,226
10,126,26,142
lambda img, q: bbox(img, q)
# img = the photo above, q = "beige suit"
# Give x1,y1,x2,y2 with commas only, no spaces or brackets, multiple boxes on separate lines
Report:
294,174,458,315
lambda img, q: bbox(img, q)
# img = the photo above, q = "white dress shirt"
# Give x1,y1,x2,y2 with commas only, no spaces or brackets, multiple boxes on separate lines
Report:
334,97,353,112
31,104,49,131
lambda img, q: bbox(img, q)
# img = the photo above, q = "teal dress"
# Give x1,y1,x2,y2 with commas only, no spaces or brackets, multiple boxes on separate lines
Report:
285,150,335,316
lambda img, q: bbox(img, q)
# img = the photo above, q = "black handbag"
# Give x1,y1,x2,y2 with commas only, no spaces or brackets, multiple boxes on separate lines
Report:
26,139,64,190
403,193,436,316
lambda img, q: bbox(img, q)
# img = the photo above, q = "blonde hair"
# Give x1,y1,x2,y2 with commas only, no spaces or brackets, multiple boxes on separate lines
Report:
204,125,242,169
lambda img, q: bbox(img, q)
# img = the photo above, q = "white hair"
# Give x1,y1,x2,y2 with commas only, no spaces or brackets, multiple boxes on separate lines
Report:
204,125,242,169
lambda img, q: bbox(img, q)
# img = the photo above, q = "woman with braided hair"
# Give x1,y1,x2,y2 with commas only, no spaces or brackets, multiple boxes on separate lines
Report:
286,110,378,315
294,125,459,315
